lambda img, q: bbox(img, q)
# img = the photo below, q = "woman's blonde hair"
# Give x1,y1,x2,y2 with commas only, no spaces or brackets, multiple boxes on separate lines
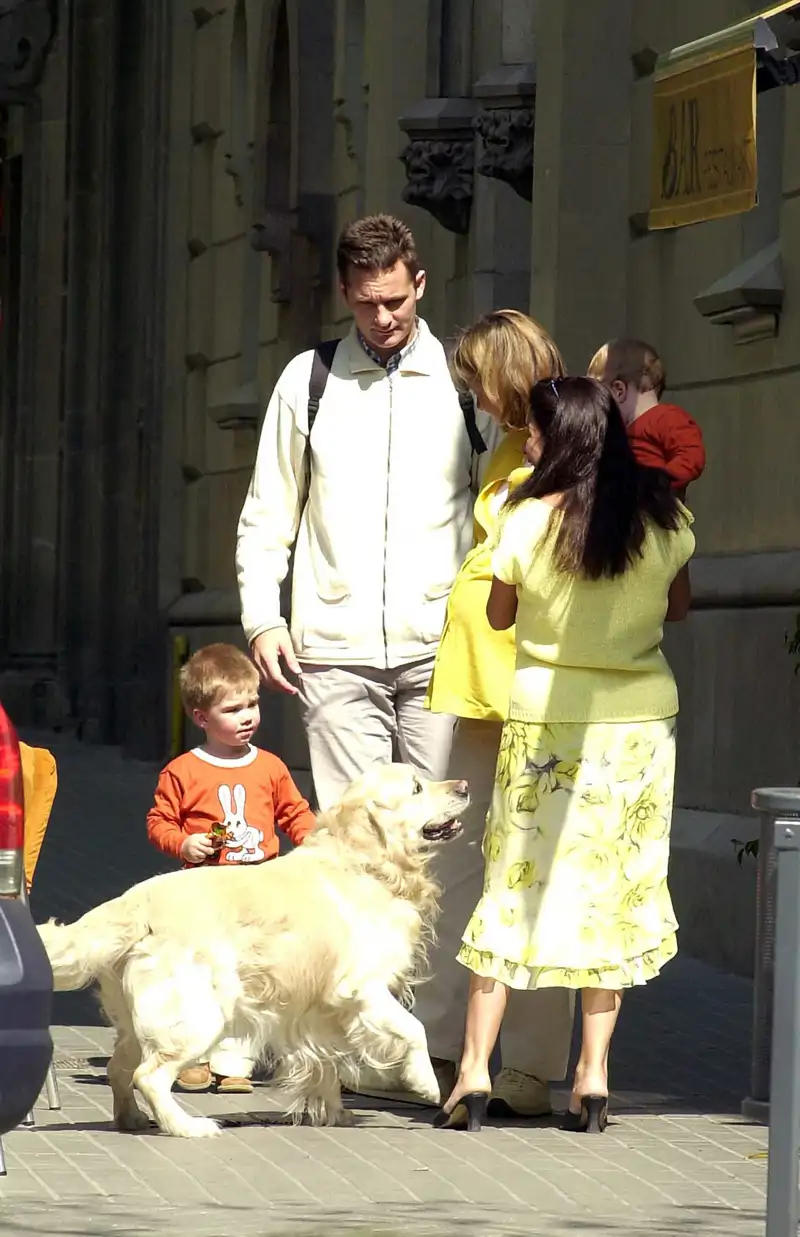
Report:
449,309,565,429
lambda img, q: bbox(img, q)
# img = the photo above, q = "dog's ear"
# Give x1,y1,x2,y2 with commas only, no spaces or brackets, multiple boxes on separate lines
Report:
362,800,389,850
330,799,390,852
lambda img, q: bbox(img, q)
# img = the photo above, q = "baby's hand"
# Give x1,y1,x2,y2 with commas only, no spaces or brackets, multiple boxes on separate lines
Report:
180,834,217,864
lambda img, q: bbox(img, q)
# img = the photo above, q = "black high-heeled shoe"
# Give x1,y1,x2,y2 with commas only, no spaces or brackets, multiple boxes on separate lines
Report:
432,1091,489,1132
561,1094,608,1134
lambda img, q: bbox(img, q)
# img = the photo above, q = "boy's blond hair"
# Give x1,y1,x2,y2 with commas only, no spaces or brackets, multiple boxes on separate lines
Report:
587,338,666,400
179,643,259,713
449,309,565,430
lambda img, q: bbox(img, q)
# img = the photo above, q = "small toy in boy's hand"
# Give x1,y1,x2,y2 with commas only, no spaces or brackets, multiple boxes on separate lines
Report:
209,823,228,849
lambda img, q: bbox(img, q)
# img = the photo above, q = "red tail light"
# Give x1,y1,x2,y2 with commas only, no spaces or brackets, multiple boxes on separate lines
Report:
0,706,24,896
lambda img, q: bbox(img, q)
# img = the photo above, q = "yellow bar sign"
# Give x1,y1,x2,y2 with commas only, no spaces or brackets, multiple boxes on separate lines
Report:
170,634,190,759
649,45,757,230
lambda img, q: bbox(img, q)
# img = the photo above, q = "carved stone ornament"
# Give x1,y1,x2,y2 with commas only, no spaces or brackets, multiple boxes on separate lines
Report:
207,379,261,431
474,106,535,201
473,64,536,202
397,98,476,236
694,240,784,345
224,142,253,210
399,137,473,234
0,0,56,104
251,209,295,303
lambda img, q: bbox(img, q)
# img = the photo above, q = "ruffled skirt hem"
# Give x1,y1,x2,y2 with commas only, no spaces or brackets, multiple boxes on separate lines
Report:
456,933,678,991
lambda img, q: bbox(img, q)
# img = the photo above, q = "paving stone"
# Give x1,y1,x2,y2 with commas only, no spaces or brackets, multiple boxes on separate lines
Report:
0,730,771,1235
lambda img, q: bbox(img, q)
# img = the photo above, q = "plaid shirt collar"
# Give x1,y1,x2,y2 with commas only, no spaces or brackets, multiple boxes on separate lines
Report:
356,320,420,375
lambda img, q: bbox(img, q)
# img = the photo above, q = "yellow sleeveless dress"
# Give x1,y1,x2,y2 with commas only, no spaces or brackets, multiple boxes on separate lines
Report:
425,429,528,721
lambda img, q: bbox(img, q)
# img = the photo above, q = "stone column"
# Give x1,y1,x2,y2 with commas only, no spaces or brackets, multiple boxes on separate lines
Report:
117,0,173,758
0,0,66,724
445,0,537,328
56,0,120,738
529,0,633,370
55,0,173,755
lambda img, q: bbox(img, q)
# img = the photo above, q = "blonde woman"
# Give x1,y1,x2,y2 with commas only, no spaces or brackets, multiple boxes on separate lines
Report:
415,311,575,1119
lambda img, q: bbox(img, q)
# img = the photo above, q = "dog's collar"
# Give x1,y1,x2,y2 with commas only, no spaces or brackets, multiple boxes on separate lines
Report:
190,745,259,769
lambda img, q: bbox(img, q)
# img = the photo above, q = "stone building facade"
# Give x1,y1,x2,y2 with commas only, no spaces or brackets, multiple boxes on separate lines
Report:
1,0,799,967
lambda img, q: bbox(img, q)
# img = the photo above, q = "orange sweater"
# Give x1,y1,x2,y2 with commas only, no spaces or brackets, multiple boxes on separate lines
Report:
147,746,316,865
627,402,706,490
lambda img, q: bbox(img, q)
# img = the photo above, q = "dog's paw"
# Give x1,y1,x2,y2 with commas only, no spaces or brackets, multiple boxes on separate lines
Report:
324,1105,354,1128
300,1098,354,1127
114,1104,152,1133
172,1116,222,1139
403,1057,441,1106
412,1078,441,1106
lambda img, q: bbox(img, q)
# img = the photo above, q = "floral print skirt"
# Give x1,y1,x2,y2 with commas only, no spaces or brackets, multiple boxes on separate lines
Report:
457,717,678,991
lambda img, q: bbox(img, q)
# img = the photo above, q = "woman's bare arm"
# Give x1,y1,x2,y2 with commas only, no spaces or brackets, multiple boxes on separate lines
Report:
665,564,691,622
487,576,518,630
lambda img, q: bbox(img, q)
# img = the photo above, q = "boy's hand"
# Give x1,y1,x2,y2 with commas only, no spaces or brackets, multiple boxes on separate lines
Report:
180,834,217,864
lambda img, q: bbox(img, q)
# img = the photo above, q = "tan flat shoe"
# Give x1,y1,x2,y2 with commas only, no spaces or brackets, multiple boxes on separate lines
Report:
175,1064,212,1092
214,1074,254,1094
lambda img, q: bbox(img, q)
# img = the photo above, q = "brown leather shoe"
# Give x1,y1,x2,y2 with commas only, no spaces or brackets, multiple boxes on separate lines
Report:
488,1068,552,1118
214,1074,254,1094
175,1064,212,1092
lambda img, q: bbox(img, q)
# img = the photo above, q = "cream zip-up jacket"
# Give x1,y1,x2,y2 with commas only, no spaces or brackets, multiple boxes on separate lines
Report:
236,319,499,668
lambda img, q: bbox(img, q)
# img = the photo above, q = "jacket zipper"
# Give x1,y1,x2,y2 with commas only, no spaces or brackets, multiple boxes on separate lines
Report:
381,373,393,669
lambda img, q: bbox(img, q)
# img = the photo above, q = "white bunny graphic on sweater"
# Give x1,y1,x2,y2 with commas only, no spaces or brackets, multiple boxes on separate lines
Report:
216,783,265,863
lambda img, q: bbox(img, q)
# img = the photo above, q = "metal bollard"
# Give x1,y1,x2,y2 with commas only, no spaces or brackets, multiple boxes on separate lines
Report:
765,813,800,1237
743,788,800,1123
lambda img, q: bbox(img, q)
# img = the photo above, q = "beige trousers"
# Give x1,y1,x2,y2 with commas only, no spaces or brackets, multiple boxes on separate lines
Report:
297,657,456,810
413,717,575,1081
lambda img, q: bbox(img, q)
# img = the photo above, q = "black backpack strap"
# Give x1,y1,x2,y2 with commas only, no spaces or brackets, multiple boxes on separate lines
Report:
459,390,487,455
307,339,340,438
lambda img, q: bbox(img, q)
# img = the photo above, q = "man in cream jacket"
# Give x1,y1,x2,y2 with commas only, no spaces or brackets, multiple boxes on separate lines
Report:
236,214,498,810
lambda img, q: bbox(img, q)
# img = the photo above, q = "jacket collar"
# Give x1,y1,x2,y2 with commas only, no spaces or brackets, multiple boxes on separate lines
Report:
344,318,438,377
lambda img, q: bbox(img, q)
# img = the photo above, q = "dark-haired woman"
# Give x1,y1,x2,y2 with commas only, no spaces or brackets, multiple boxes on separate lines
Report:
435,376,694,1134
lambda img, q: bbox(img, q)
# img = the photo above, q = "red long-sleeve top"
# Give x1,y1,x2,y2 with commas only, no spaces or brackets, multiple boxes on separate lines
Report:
627,403,706,490
147,745,316,866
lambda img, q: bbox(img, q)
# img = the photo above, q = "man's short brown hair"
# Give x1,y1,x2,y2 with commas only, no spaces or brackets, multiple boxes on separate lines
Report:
179,643,259,713
587,339,666,400
336,214,420,284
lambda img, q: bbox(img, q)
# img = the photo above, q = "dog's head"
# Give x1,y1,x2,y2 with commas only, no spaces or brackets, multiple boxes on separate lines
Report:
321,763,470,861
312,765,470,918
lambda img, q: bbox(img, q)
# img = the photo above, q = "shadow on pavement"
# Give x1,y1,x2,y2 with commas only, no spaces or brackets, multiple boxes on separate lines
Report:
0,1199,766,1237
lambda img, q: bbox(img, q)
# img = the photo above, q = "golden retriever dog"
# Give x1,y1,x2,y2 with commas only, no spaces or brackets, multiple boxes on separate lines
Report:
38,764,469,1139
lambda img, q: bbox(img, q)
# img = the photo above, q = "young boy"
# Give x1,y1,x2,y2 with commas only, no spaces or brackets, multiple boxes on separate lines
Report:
588,338,706,498
147,642,316,1095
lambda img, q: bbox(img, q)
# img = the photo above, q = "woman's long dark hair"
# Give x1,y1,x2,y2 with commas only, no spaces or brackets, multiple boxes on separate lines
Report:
507,376,682,579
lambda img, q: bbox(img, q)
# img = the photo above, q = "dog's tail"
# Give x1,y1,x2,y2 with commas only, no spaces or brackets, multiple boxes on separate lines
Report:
38,888,152,991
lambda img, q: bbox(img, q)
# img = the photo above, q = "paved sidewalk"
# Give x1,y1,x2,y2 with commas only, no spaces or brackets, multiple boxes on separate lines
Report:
0,732,770,1236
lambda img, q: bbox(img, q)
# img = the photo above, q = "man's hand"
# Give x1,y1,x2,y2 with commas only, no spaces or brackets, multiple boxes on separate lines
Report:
180,834,217,864
251,628,302,695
